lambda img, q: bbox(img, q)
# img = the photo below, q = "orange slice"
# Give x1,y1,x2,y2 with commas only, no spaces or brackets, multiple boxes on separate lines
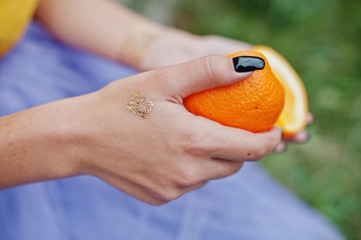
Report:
253,45,308,138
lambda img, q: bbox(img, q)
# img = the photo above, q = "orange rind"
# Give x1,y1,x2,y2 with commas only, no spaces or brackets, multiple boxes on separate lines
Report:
253,46,308,138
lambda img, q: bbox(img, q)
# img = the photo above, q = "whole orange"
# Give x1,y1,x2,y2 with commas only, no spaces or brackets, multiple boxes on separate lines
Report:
184,50,285,133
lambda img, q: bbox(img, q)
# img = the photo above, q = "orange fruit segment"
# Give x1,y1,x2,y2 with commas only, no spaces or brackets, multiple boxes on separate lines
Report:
253,46,308,138
184,50,285,133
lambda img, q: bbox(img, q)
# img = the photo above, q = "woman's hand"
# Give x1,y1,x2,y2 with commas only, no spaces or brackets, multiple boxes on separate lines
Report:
139,30,312,148
0,55,281,204
63,55,282,205
274,113,313,152
139,29,252,71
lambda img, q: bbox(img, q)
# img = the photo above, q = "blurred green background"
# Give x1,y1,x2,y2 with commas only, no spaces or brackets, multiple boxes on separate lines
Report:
121,0,360,239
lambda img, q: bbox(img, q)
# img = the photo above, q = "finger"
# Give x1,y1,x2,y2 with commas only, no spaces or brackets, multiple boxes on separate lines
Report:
182,181,208,192
274,142,287,153
99,173,168,206
307,112,314,125
203,158,244,180
203,120,282,161
179,159,243,187
152,54,264,98
287,130,309,143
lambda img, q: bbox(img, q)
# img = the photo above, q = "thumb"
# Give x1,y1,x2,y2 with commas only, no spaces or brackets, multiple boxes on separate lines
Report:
155,54,265,98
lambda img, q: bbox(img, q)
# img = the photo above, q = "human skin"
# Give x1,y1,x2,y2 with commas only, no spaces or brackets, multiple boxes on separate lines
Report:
34,0,253,70
0,0,307,204
0,55,282,205
35,0,310,143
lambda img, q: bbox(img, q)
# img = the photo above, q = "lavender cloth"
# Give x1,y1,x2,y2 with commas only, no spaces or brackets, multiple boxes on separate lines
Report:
0,22,343,240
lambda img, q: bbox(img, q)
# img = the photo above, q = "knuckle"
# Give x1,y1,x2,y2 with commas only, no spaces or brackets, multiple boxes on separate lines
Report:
157,187,183,202
148,69,170,90
174,166,201,187
213,161,243,179
179,128,216,157
198,55,221,85
184,141,213,157
271,130,282,144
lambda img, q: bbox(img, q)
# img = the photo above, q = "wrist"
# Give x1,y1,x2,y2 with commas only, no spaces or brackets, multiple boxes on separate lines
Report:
0,97,88,188
116,21,201,71
116,22,166,69
136,26,202,70
51,93,102,176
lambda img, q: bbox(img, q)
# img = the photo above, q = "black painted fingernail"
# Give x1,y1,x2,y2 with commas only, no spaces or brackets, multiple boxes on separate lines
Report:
232,56,265,72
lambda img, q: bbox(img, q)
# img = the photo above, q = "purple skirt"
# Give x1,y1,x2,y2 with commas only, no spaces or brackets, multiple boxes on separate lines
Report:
0,22,343,240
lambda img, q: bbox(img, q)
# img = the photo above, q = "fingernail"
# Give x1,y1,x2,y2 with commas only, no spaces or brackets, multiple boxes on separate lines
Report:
232,56,265,72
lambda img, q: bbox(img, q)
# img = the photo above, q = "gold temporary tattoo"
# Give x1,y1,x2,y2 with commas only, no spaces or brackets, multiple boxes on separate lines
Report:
126,92,153,119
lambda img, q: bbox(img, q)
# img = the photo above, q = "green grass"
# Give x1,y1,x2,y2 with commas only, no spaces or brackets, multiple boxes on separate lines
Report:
122,1,361,238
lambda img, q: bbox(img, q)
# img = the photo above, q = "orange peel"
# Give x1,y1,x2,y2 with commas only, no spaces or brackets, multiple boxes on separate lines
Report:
253,45,308,139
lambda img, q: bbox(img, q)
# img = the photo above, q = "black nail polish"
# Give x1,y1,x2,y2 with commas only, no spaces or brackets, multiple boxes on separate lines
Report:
232,56,265,72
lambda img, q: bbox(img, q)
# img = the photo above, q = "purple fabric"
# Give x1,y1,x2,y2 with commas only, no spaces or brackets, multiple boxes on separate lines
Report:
0,22,344,240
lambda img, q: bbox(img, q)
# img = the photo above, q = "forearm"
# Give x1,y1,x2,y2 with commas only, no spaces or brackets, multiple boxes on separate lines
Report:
34,0,252,71
35,0,167,68
0,98,81,189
